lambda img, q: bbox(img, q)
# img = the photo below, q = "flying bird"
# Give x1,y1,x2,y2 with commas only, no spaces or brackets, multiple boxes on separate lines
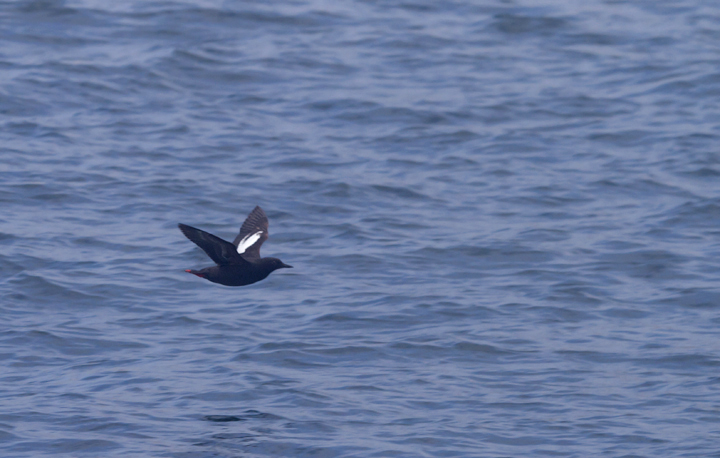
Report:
179,206,292,286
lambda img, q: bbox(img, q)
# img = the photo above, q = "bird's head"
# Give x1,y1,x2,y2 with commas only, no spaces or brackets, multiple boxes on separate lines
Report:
264,257,293,272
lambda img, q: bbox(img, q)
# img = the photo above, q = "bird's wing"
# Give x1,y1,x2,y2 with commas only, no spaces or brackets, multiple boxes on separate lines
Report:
232,206,269,261
179,224,247,266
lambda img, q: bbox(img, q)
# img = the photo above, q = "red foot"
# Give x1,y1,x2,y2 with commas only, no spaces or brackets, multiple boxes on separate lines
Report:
185,269,205,278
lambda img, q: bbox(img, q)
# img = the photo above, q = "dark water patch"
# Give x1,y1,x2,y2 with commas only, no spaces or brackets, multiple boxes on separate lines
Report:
5,329,149,357
556,350,628,365
283,419,338,434
158,54,279,87
0,256,25,278
312,345,386,362
410,245,555,269
11,439,120,454
432,153,479,169
531,306,597,323
502,190,593,208
388,340,511,363
541,94,639,119
306,98,379,114
313,312,383,324
219,409,283,421
489,13,569,36
568,32,629,47
204,415,245,422
588,130,657,147
0,93,51,117
517,228,570,243
658,289,720,309
633,353,720,370
546,284,606,306
680,167,720,178
6,274,104,307
233,349,333,369
338,106,450,127
322,254,384,273
271,158,361,171
660,199,720,229
370,185,428,201
319,182,353,199
593,250,689,280
600,307,651,319
119,313,206,329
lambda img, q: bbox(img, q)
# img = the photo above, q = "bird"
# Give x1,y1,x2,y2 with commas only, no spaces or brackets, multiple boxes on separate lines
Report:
178,206,292,286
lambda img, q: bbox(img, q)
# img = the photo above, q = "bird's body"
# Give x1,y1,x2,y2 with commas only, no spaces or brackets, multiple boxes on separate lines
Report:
179,206,292,286
184,261,285,286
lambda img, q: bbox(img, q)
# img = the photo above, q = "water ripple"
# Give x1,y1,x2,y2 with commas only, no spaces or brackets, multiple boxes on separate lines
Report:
2,0,720,457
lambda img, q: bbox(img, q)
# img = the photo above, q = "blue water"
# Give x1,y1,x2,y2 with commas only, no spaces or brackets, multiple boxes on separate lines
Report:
2,0,720,456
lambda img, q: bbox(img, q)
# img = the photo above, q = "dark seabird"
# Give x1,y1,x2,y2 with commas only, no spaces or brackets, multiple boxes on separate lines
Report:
179,206,292,286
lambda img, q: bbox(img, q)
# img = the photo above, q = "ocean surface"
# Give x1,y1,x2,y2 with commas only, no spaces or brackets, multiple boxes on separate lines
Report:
2,0,720,456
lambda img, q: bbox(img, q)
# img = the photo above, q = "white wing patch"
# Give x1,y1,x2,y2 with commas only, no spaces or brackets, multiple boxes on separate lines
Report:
237,231,262,254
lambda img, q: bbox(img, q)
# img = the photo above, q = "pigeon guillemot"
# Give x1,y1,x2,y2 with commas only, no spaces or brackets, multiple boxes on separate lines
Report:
179,206,292,286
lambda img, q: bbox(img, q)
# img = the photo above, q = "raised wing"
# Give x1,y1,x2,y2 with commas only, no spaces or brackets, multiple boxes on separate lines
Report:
179,224,246,266
232,206,269,261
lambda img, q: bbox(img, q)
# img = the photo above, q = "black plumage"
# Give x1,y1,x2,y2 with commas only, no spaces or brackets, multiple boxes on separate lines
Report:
179,206,292,286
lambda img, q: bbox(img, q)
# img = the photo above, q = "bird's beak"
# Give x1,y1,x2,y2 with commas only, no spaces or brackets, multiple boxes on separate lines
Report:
281,263,293,269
